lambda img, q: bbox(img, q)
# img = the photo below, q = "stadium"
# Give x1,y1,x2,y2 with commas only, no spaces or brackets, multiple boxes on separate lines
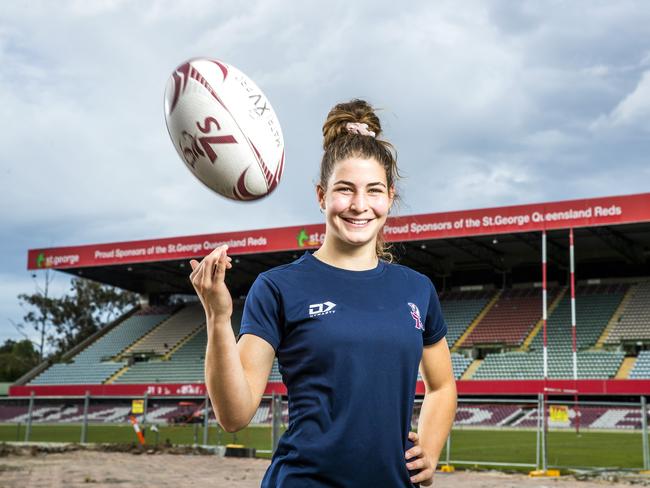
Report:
3,191,650,479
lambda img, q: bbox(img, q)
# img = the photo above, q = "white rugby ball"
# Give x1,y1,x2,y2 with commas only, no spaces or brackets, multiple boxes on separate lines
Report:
164,58,284,201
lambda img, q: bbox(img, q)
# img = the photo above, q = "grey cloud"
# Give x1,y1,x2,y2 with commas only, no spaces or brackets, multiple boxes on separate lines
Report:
2,1,650,342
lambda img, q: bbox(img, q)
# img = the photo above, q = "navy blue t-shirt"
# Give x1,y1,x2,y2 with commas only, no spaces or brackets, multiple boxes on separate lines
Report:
238,251,447,488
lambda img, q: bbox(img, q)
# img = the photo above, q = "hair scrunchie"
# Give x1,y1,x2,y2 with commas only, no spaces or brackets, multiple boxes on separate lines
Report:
345,122,376,138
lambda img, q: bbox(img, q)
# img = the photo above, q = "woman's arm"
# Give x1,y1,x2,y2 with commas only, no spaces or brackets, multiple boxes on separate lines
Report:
406,337,457,484
205,319,275,432
192,245,275,433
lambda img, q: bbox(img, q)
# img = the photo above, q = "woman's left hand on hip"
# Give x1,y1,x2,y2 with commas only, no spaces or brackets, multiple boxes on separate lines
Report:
405,431,435,486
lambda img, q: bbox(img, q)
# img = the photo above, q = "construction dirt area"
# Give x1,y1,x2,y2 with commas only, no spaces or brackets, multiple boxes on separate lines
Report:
1,443,650,488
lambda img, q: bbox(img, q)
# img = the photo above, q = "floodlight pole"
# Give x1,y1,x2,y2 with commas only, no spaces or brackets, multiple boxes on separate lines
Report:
542,230,548,473
570,228,580,434
642,396,649,470
24,391,34,442
272,393,282,455
203,390,210,446
143,392,149,426
535,394,542,471
81,390,90,443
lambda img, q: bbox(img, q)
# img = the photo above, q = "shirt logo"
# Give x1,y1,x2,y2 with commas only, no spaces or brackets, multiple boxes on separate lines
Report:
408,302,424,330
309,301,336,317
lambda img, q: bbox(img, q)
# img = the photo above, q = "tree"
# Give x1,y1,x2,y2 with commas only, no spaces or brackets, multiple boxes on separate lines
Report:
11,268,56,361
0,339,40,382
17,275,140,359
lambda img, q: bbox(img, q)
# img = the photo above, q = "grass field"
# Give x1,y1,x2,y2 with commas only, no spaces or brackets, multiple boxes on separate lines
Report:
1,424,647,469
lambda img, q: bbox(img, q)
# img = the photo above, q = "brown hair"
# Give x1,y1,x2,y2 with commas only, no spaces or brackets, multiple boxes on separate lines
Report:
320,99,402,263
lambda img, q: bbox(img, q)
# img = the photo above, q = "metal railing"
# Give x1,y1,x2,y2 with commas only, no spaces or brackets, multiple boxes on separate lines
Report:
2,393,649,471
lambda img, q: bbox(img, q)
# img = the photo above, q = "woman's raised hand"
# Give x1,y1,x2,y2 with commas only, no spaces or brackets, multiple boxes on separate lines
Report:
189,244,234,321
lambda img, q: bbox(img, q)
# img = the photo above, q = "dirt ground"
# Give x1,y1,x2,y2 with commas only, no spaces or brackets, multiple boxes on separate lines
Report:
1,444,649,488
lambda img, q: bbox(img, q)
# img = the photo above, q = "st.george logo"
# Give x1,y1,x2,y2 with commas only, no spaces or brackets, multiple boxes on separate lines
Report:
309,301,336,317
408,302,424,330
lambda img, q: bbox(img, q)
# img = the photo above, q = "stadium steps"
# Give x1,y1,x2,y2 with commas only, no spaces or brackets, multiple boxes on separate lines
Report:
164,324,205,359
451,290,502,351
105,365,129,384
615,357,637,379
595,284,636,349
13,305,140,386
519,286,567,351
461,359,482,379
115,309,180,359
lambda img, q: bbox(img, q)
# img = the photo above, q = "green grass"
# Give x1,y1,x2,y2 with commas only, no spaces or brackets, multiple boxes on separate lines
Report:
443,429,646,469
0,423,283,451
1,424,647,469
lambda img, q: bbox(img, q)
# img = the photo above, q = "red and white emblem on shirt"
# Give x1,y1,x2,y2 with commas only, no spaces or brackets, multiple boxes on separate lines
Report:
407,302,424,330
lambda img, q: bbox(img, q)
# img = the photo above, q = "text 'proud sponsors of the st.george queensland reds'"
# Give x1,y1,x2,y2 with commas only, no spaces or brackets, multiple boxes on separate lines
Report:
384,205,623,236
94,236,268,260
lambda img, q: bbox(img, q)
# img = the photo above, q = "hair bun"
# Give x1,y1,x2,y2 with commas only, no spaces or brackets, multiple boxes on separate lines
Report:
322,99,382,150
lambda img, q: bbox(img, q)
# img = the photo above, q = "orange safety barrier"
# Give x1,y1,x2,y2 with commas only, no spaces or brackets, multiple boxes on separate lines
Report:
129,415,146,445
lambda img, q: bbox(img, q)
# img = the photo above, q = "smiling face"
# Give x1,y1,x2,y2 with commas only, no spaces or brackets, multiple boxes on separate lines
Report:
317,157,394,251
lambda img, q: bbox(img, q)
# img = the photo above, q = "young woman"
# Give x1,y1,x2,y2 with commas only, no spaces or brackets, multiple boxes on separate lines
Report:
190,100,457,487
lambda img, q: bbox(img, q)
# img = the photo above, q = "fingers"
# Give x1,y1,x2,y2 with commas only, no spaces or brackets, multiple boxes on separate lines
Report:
192,255,206,288
406,457,426,471
212,245,230,282
202,245,227,289
405,445,422,460
412,469,434,486
188,245,233,286
405,436,433,485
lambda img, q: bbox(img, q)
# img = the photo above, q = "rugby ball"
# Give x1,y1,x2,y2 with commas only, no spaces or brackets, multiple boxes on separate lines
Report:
164,58,284,201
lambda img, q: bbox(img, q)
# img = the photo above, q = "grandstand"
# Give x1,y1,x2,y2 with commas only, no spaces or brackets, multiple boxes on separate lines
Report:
528,283,628,352
471,350,625,380
11,192,650,398
113,301,244,384
630,351,650,379
29,308,175,385
467,283,630,380
458,287,561,349
122,303,205,358
22,280,646,387
605,281,650,347
438,289,494,347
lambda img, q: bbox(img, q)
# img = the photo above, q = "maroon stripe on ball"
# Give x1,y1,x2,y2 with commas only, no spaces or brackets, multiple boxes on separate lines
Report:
168,62,191,114
233,166,257,200
267,150,284,193
249,141,273,187
210,60,229,81
188,65,229,111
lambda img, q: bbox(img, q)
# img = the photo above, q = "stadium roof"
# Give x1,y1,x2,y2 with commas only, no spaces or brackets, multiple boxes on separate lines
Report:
27,192,650,298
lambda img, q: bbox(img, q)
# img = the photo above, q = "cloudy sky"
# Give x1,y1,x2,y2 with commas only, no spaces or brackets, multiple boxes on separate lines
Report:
1,0,649,346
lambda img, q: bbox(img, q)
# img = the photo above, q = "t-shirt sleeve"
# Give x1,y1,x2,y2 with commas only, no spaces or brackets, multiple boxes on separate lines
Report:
237,274,283,352
423,278,448,346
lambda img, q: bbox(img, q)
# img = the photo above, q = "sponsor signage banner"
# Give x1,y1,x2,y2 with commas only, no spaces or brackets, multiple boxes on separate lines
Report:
10,379,650,397
27,192,650,270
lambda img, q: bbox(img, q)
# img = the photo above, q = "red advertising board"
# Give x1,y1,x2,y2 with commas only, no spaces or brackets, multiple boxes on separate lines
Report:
9,379,650,397
27,192,650,270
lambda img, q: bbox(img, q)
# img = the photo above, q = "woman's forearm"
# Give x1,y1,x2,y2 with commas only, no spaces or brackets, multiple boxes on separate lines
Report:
204,314,253,432
416,381,457,466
